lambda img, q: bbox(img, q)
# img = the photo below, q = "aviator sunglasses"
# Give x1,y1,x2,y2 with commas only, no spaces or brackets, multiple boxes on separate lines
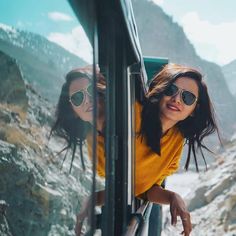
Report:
164,83,198,106
69,83,93,107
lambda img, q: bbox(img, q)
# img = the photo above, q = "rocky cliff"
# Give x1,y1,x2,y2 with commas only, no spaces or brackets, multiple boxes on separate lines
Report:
222,59,236,97
0,24,87,104
162,137,236,236
0,51,92,236
187,146,236,235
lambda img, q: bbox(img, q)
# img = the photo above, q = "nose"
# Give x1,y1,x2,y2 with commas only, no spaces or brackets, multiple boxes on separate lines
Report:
171,90,182,104
84,91,92,104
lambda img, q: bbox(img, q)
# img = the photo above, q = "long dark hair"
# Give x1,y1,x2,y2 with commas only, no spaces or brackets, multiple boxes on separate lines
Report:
50,68,92,172
140,63,221,171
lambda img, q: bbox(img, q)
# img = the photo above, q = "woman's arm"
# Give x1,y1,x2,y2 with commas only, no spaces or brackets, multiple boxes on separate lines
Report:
75,190,105,236
146,184,192,236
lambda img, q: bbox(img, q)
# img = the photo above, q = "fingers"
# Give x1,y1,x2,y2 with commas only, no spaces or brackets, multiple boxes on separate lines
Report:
75,215,85,236
169,193,192,235
180,212,192,236
170,207,177,226
75,222,82,236
75,223,82,236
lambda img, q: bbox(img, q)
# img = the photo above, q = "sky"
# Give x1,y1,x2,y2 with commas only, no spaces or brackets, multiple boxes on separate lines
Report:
151,0,236,65
0,0,93,63
0,0,236,65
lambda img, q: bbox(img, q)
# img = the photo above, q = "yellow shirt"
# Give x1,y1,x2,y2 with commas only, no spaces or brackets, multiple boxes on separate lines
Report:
87,101,184,196
135,101,184,196
87,133,106,177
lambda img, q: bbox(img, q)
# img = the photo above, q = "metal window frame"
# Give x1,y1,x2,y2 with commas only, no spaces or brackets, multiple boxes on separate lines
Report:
68,1,166,235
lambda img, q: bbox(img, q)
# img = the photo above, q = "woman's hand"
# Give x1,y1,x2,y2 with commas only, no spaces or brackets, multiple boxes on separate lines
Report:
75,190,105,236
169,192,192,236
75,199,90,236
146,185,192,236
75,213,86,236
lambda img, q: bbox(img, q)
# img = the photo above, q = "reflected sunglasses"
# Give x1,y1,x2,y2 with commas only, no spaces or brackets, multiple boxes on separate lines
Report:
164,83,198,106
69,83,93,107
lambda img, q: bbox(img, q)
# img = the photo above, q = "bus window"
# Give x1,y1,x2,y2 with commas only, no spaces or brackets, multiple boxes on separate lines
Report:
0,1,100,235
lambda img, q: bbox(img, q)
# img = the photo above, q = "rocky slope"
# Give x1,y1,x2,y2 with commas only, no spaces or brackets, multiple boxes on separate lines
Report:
162,137,236,236
222,59,236,97
0,51,92,236
0,23,87,104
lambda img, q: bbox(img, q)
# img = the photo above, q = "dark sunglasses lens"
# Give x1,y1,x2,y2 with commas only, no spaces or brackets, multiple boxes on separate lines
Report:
182,91,196,105
70,91,84,106
164,84,178,96
87,84,93,96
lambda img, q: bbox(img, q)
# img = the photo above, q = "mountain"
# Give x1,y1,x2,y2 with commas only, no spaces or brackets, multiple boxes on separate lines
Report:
0,51,92,236
222,59,236,96
0,23,87,104
132,0,236,139
0,24,96,236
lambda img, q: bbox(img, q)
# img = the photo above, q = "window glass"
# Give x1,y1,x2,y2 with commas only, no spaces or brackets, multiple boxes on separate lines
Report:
0,1,101,235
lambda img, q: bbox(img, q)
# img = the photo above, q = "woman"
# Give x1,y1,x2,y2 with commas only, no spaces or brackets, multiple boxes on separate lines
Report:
50,67,106,235
50,66,105,172
134,63,220,236
51,64,220,236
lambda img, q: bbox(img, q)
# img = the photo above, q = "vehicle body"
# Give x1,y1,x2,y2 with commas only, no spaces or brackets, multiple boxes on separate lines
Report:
69,1,168,235
0,0,167,235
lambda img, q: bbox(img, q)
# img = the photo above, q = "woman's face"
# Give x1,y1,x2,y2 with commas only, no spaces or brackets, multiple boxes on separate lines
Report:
69,78,93,123
159,76,199,126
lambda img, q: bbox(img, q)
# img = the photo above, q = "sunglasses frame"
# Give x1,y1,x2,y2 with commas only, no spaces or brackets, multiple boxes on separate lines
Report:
164,83,198,106
69,83,93,107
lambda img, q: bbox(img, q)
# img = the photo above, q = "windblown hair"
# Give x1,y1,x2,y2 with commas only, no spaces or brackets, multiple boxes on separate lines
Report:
140,63,220,171
50,67,106,172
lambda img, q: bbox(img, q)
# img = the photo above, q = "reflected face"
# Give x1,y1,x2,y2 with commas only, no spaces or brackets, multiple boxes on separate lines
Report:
69,78,93,123
159,77,199,126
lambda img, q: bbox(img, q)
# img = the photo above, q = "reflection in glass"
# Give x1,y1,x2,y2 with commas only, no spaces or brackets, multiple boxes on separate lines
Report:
0,1,99,235
51,66,106,235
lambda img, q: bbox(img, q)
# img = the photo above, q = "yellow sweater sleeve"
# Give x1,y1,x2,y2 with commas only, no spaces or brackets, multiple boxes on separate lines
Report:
155,142,183,186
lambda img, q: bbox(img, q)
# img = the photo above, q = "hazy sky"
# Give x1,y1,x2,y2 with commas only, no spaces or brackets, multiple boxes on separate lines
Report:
151,0,236,65
0,0,235,65
0,0,93,63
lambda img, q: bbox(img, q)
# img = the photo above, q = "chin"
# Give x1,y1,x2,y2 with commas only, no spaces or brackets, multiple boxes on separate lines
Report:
165,115,181,123
86,117,93,124
80,116,91,123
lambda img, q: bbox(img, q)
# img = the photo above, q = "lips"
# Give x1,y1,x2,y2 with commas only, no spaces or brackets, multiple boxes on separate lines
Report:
86,106,93,112
167,103,180,111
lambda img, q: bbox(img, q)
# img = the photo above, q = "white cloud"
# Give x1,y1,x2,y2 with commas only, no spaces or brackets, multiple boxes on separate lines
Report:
47,25,92,63
48,11,73,22
180,12,236,65
150,0,164,6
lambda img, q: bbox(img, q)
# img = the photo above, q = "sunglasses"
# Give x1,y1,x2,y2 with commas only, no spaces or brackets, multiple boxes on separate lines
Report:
69,83,93,107
164,83,197,106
